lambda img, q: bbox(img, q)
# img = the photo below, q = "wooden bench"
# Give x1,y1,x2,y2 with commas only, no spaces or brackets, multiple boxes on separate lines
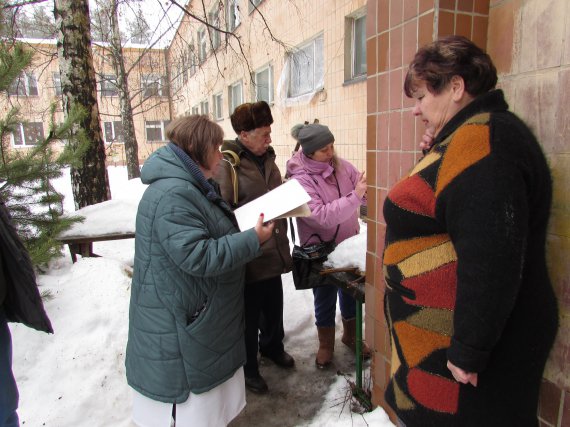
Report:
58,232,135,263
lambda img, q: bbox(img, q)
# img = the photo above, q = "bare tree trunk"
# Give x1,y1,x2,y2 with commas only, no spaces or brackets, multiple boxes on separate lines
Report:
109,0,140,179
54,0,111,209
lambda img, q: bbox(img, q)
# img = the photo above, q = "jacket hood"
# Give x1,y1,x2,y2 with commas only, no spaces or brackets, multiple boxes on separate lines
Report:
286,150,334,179
141,145,196,187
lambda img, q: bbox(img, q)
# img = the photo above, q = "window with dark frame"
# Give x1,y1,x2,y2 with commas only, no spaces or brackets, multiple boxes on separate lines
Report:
103,121,125,143
8,73,38,97
145,120,170,142
100,74,118,97
12,122,44,146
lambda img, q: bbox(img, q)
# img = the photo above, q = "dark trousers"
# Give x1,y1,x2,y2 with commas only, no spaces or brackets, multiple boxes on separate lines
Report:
243,276,285,376
0,309,19,427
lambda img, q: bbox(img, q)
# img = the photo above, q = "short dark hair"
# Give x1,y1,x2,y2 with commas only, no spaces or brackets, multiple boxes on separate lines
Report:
166,115,224,167
404,35,497,98
230,101,273,134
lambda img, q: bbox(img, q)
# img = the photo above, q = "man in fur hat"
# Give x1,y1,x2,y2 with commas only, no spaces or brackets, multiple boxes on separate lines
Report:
215,101,294,394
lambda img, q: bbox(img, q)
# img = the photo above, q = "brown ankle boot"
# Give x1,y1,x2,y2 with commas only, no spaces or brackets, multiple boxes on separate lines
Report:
316,326,335,369
341,318,371,359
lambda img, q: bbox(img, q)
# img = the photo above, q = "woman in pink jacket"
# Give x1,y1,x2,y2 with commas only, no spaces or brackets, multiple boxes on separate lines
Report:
286,123,370,368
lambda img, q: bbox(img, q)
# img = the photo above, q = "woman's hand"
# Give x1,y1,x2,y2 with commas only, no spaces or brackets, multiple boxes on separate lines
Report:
447,360,478,387
355,171,367,199
254,213,274,244
419,127,435,151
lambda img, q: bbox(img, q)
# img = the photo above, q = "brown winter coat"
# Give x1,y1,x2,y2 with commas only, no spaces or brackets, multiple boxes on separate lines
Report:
215,139,292,283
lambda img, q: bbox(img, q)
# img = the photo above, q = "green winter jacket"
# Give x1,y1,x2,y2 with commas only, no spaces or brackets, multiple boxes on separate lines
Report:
125,144,261,403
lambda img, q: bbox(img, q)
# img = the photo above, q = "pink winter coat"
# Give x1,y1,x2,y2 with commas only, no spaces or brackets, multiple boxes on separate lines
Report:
285,151,364,246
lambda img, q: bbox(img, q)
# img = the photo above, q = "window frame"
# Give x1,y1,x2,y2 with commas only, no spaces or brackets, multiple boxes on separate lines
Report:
8,72,39,97
144,120,170,142
103,121,125,143
253,64,274,104
11,122,44,147
213,92,223,121
198,28,208,63
226,0,241,32
200,100,209,116
188,42,197,77
208,7,221,51
344,10,367,81
53,72,62,96
100,74,118,97
141,74,168,98
228,80,243,114
288,34,324,98
248,0,263,14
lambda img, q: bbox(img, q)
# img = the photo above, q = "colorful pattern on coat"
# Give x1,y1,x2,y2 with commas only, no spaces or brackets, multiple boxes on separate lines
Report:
383,114,491,418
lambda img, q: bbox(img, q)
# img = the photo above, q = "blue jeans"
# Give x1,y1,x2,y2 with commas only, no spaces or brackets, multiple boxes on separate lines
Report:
312,285,356,327
0,309,19,427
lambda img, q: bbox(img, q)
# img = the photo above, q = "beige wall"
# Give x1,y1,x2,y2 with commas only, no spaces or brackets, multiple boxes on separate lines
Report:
366,0,570,425
168,0,368,173
487,1,570,425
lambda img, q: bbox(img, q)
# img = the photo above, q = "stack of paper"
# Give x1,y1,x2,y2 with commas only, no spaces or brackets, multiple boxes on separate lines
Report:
234,178,311,230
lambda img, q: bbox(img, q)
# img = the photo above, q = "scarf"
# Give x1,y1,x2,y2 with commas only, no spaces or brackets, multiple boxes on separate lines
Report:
168,142,237,225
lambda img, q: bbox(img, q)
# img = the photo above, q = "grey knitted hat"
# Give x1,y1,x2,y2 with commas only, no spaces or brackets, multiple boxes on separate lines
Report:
297,123,334,155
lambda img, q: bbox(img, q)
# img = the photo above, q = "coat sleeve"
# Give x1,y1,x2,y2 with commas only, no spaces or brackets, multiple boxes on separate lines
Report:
298,172,362,230
440,152,528,373
154,190,260,278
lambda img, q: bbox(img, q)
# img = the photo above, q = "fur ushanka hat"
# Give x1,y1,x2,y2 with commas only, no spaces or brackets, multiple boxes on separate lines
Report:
297,123,335,155
230,101,274,134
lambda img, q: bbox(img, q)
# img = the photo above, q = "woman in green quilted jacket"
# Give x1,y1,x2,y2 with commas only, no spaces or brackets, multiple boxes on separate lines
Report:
125,115,274,427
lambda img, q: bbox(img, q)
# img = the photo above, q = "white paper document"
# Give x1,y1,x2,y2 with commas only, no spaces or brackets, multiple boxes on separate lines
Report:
234,178,311,231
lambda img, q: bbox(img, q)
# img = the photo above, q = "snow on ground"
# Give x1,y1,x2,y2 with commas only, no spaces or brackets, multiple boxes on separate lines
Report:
10,166,394,427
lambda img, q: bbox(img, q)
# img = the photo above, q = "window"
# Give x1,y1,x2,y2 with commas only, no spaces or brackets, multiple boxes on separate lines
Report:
181,51,189,85
248,0,263,13
200,100,209,115
226,0,240,32
100,74,118,97
145,120,170,142
345,11,367,80
228,81,243,114
289,34,324,98
8,72,38,96
198,28,208,63
191,105,199,115
254,64,273,104
103,121,124,143
11,122,44,146
53,73,62,96
188,43,197,77
213,93,223,120
208,8,221,50
141,75,168,98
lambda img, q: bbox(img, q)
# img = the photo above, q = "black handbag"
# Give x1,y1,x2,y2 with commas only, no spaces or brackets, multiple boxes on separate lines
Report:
290,218,339,290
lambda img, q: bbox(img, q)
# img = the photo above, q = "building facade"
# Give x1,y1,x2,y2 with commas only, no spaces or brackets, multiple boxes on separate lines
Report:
1,40,172,166
167,0,368,173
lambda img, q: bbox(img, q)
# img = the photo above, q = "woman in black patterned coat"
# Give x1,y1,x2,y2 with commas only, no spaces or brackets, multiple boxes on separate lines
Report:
382,36,558,427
